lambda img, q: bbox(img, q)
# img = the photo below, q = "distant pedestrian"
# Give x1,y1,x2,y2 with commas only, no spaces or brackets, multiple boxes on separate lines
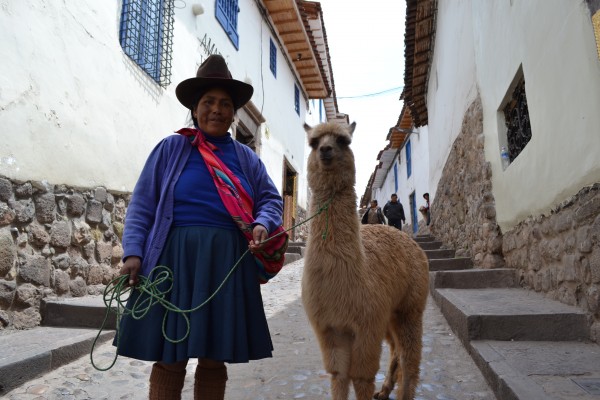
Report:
383,193,406,230
361,199,385,224
419,192,431,225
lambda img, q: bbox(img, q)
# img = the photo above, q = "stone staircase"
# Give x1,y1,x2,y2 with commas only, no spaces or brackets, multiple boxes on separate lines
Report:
416,234,600,400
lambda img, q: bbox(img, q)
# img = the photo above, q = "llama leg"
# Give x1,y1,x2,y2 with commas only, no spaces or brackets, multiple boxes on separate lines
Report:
349,336,382,400
319,328,352,400
374,332,399,400
395,313,424,400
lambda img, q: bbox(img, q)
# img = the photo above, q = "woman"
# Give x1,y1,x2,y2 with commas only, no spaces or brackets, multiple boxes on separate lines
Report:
116,55,287,400
361,199,385,224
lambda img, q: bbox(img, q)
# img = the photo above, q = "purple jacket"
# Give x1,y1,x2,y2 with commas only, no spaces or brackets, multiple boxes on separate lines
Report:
122,133,284,276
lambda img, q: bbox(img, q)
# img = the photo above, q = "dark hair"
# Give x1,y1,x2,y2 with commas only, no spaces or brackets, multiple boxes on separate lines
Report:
423,192,429,198
371,199,378,205
391,193,398,197
189,86,239,127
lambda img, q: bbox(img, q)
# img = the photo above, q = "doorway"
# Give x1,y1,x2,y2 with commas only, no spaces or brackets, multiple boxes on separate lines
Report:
282,160,297,241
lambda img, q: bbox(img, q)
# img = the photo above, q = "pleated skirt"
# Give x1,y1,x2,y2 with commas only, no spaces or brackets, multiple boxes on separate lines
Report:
114,226,273,364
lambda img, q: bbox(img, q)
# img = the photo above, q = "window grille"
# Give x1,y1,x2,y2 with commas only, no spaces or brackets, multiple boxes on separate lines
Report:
216,0,239,49
294,84,300,115
503,77,532,162
269,39,277,77
119,0,174,87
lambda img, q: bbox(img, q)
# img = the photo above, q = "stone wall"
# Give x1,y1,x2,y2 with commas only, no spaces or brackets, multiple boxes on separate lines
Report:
502,183,600,340
429,95,505,269
0,177,128,329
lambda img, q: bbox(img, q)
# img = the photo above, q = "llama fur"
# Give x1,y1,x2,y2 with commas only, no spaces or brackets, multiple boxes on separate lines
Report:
302,122,429,400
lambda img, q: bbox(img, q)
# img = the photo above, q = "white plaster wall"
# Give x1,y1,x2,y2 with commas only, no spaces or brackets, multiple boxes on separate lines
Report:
426,0,478,202
471,0,600,230
374,128,430,228
0,0,309,207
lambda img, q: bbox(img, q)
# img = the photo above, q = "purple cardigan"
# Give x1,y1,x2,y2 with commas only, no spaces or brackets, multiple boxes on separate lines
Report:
122,133,284,276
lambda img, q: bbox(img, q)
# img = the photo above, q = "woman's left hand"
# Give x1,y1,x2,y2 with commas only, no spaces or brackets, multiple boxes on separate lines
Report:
249,224,268,253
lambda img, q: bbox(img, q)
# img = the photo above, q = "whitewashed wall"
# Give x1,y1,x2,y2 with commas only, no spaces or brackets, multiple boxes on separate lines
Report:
373,127,430,230
0,0,310,208
471,0,600,231
426,0,478,203
429,0,600,231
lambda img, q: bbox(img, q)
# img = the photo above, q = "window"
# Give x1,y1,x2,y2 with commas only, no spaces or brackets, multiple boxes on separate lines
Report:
294,84,300,115
119,0,174,87
216,0,239,50
503,76,532,162
406,139,412,178
269,39,277,77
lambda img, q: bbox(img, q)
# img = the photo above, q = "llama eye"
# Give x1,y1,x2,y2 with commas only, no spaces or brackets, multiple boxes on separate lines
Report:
309,138,319,149
336,136,351,146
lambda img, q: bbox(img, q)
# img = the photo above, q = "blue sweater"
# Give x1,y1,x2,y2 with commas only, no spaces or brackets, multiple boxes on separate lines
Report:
122,133,284,276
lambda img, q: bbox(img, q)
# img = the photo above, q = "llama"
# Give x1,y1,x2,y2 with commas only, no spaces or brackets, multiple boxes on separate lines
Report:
302,121,429,400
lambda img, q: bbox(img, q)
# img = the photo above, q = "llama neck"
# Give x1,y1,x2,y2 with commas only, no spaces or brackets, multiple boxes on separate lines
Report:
308,184,362,249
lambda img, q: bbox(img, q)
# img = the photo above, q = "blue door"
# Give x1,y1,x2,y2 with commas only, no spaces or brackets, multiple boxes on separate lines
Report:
409,192,418,234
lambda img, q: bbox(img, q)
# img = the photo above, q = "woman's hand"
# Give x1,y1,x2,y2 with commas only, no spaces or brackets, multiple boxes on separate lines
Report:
120,256,142,286
249,224,268,254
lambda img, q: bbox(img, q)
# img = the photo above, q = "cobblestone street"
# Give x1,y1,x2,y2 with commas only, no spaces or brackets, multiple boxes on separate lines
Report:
7,259,495,400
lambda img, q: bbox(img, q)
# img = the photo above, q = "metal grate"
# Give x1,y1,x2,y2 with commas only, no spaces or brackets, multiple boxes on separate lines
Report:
119,0,174,87
503,77,532,162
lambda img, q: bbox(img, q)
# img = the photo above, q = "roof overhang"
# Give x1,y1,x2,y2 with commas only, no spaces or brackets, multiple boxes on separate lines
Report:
401,0,437,127
262,0,330,99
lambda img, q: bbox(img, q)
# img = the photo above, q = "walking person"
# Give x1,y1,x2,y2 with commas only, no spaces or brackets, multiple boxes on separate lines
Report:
115,54,287,400
383,193,406,230
361,199,385,224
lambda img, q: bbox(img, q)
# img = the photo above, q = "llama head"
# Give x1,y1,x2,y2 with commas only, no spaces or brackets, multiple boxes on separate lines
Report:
307,121,357,191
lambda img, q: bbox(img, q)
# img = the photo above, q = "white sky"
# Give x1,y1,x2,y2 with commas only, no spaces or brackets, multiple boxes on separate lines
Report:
317,0,407,199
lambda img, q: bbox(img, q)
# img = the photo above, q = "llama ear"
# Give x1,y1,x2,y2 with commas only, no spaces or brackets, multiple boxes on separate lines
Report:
348,121,357,136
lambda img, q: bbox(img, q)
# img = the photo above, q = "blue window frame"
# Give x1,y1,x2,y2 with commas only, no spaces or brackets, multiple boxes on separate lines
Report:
294,84,300,115
119,0,174,87
269,39,277,77
406,139,412,178
393,163,398,193
216,0,239,50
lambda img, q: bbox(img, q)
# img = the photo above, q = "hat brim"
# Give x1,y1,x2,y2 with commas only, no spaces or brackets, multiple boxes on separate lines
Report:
175,77,254,110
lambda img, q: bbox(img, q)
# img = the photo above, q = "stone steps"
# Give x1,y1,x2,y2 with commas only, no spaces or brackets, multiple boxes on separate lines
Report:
418,240,443,250
425,248,455,259
0,326,114,396
425,235,600,400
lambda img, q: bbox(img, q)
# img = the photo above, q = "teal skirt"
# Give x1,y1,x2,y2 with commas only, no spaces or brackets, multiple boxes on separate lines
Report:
114,226,273,363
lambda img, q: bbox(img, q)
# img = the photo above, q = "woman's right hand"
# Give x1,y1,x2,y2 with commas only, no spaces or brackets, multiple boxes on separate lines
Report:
120,256,142,286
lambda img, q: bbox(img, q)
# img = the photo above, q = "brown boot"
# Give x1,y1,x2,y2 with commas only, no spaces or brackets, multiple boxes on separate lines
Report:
149,363,186,400
194,364,228,400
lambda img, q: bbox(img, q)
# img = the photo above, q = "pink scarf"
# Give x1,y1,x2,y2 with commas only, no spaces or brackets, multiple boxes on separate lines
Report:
177,128,288,283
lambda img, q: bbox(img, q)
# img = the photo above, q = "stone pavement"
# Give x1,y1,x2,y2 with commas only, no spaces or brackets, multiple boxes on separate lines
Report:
5,258,495,400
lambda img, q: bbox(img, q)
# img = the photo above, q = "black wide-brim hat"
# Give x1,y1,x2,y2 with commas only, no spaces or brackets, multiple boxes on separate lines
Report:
175,54,254,110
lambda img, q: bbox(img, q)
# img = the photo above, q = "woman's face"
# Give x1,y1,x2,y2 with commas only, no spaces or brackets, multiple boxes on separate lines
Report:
193,88,235,136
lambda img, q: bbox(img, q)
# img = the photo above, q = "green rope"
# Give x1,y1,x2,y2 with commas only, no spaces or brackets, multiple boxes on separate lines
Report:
90,195,334,371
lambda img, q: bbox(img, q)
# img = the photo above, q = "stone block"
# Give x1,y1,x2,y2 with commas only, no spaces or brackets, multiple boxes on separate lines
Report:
18,255,51,287
95,241,112,264
34,193,56,224
0,229,16,277
14,283,42,308
575,196,600,224
71,219,91,246
11,307,41,329
67,193,86,217
50,220,71,248
0,279,16,308
69,277,87,297
29,223,50,248
15,182,32,198
0,202,15,226
93,187,108,203
0,178,12,202
52,253,70,270
11,199,35,224
85,200,103,224
53,269,70,295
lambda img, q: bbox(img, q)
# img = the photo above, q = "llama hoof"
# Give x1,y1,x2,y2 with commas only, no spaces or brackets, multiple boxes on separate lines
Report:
373,390,391,400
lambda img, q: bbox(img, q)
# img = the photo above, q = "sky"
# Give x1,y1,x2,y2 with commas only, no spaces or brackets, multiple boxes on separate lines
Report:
317,0,408,198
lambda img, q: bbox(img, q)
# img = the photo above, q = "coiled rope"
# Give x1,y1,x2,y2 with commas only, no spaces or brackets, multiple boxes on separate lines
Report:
90,196,333,370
